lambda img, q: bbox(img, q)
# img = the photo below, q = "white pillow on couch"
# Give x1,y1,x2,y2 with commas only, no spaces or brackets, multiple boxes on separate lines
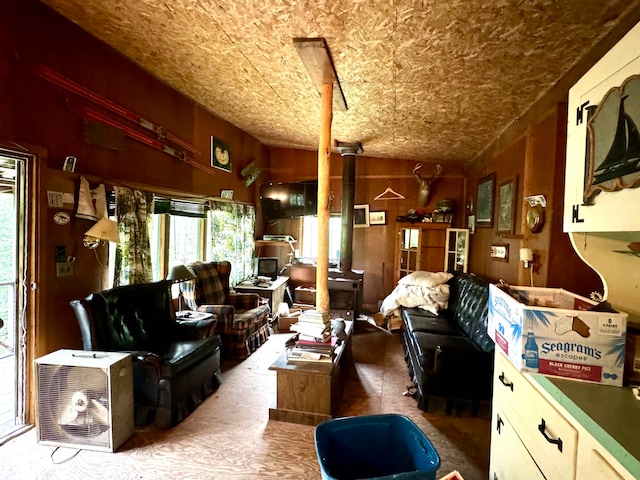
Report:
398,271,453,288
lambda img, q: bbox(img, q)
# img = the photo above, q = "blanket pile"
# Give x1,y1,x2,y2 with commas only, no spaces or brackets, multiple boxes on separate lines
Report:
380,271,453,322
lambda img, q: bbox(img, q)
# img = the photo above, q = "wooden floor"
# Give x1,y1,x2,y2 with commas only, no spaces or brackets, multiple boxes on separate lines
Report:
0,322,491,479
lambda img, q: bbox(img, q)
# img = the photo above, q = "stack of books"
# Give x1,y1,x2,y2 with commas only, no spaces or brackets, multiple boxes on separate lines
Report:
289,309,331,342
287,310,335,364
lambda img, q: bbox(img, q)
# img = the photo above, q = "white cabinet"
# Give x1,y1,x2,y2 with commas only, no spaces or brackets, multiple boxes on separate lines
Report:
564,21,640,232
491,352,577,480
444,228,469,273
490,351,637,480
490,407,545,480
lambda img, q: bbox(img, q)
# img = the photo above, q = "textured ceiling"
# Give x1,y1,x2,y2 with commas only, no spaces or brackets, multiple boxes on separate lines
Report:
41,0,640,164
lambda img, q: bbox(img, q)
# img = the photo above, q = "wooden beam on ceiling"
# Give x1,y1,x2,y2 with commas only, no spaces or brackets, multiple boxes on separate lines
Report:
293,38,348,112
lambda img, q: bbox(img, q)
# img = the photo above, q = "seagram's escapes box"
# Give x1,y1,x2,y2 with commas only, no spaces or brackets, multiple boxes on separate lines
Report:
488,284,627,386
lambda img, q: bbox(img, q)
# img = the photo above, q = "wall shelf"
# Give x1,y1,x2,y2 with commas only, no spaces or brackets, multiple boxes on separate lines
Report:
256,240,297,256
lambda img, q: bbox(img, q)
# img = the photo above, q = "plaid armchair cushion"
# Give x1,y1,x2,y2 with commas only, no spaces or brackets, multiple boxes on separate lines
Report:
183,261,226,309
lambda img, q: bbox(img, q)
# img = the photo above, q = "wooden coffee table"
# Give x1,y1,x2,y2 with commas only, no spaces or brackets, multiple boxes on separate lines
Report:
268,320,353,426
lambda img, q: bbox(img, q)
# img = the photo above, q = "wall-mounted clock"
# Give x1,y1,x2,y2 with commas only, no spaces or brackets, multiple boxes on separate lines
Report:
526,205,545,233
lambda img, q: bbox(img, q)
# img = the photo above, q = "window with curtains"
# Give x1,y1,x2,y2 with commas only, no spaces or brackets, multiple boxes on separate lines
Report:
208,200,256,286
109,193,255,288
150,198,208,281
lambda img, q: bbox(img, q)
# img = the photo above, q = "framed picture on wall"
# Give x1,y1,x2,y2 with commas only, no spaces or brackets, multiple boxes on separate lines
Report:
354,204,370,228
211,137,232,172
476,173,495,227
369,210,386,225
62,156,77,172
497,175,518,234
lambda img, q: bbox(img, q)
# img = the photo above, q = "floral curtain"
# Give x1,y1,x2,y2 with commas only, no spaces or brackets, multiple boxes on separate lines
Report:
113,187,154,286
208,201,255,287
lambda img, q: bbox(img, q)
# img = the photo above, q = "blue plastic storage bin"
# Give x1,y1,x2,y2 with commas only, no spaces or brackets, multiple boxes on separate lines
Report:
314,414,441,480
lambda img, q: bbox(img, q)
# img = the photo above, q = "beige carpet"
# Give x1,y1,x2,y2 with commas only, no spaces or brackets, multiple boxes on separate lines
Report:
0,322,490,479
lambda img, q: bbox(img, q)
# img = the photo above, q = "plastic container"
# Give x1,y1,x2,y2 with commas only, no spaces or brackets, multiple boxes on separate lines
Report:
314,414,441,480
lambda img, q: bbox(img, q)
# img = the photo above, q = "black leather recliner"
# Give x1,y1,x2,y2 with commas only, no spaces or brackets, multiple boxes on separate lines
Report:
70,280,222,429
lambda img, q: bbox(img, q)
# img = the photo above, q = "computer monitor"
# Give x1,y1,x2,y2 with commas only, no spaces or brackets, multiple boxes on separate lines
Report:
255,257,278,280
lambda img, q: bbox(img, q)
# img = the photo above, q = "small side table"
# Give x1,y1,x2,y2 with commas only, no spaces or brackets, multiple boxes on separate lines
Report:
234,276,289,321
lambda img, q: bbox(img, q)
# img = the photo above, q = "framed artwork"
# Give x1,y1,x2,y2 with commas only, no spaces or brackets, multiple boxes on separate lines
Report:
220,189,234,200
211,137,232,172
583,75,640,205
497,175,518,233
369,210,386,225
476,173,495,227
62,156,77,172
354,204,370,228
490,244,509,261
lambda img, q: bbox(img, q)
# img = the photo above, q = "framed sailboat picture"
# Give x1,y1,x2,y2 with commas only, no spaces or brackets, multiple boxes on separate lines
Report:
584,75,640,204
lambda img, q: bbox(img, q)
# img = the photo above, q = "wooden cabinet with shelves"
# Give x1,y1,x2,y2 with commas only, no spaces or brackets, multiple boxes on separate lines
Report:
395,223,449,282
564,21,640,232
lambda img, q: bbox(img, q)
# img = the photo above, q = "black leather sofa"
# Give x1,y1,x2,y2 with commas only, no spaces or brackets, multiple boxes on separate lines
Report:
70,280,223,429
401,272,494,415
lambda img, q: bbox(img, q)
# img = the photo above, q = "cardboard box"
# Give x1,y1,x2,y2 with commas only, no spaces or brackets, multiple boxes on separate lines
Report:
277,307,304,332
277,314,297,332
294,286,316,305
488,284,627,386
625,327,640,384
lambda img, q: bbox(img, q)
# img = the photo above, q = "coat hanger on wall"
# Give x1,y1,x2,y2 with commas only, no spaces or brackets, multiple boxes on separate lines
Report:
374,182,405,200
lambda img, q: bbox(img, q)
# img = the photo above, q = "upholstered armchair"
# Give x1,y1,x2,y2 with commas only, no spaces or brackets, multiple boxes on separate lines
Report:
70,280,223,429
183,261,271,360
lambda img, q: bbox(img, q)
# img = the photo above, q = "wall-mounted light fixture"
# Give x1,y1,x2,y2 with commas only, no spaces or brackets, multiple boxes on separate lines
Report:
83,217,120,249
519,247,534,268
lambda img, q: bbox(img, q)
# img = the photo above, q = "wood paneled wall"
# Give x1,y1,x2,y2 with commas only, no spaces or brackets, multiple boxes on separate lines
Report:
465,105,602,297
0,0,607,363
1,0,268,357
264,148,467,309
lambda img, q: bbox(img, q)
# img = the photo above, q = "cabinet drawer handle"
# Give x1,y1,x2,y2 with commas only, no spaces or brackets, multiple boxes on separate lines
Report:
538,418,563,452
496,413,504,434
498,372,513,391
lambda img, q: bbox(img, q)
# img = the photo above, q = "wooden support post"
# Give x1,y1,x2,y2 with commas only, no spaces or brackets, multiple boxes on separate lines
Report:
316,82,333,313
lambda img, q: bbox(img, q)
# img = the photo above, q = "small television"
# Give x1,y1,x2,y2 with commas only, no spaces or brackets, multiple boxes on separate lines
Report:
255,257,278,280
260,180,318,220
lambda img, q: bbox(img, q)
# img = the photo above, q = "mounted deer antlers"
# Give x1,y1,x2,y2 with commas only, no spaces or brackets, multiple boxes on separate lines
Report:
413,163,442,206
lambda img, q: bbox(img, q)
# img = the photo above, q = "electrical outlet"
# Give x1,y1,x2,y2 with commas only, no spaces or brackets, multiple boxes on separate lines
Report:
56,261,74,277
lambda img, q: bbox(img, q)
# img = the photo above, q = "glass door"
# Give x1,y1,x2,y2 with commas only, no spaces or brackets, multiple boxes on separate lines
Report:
398,227,420,280
0,150,29,443
445,228,469,273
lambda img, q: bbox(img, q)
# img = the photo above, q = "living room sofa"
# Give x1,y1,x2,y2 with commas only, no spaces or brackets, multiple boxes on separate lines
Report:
70,280,223,429
401,272,494,415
